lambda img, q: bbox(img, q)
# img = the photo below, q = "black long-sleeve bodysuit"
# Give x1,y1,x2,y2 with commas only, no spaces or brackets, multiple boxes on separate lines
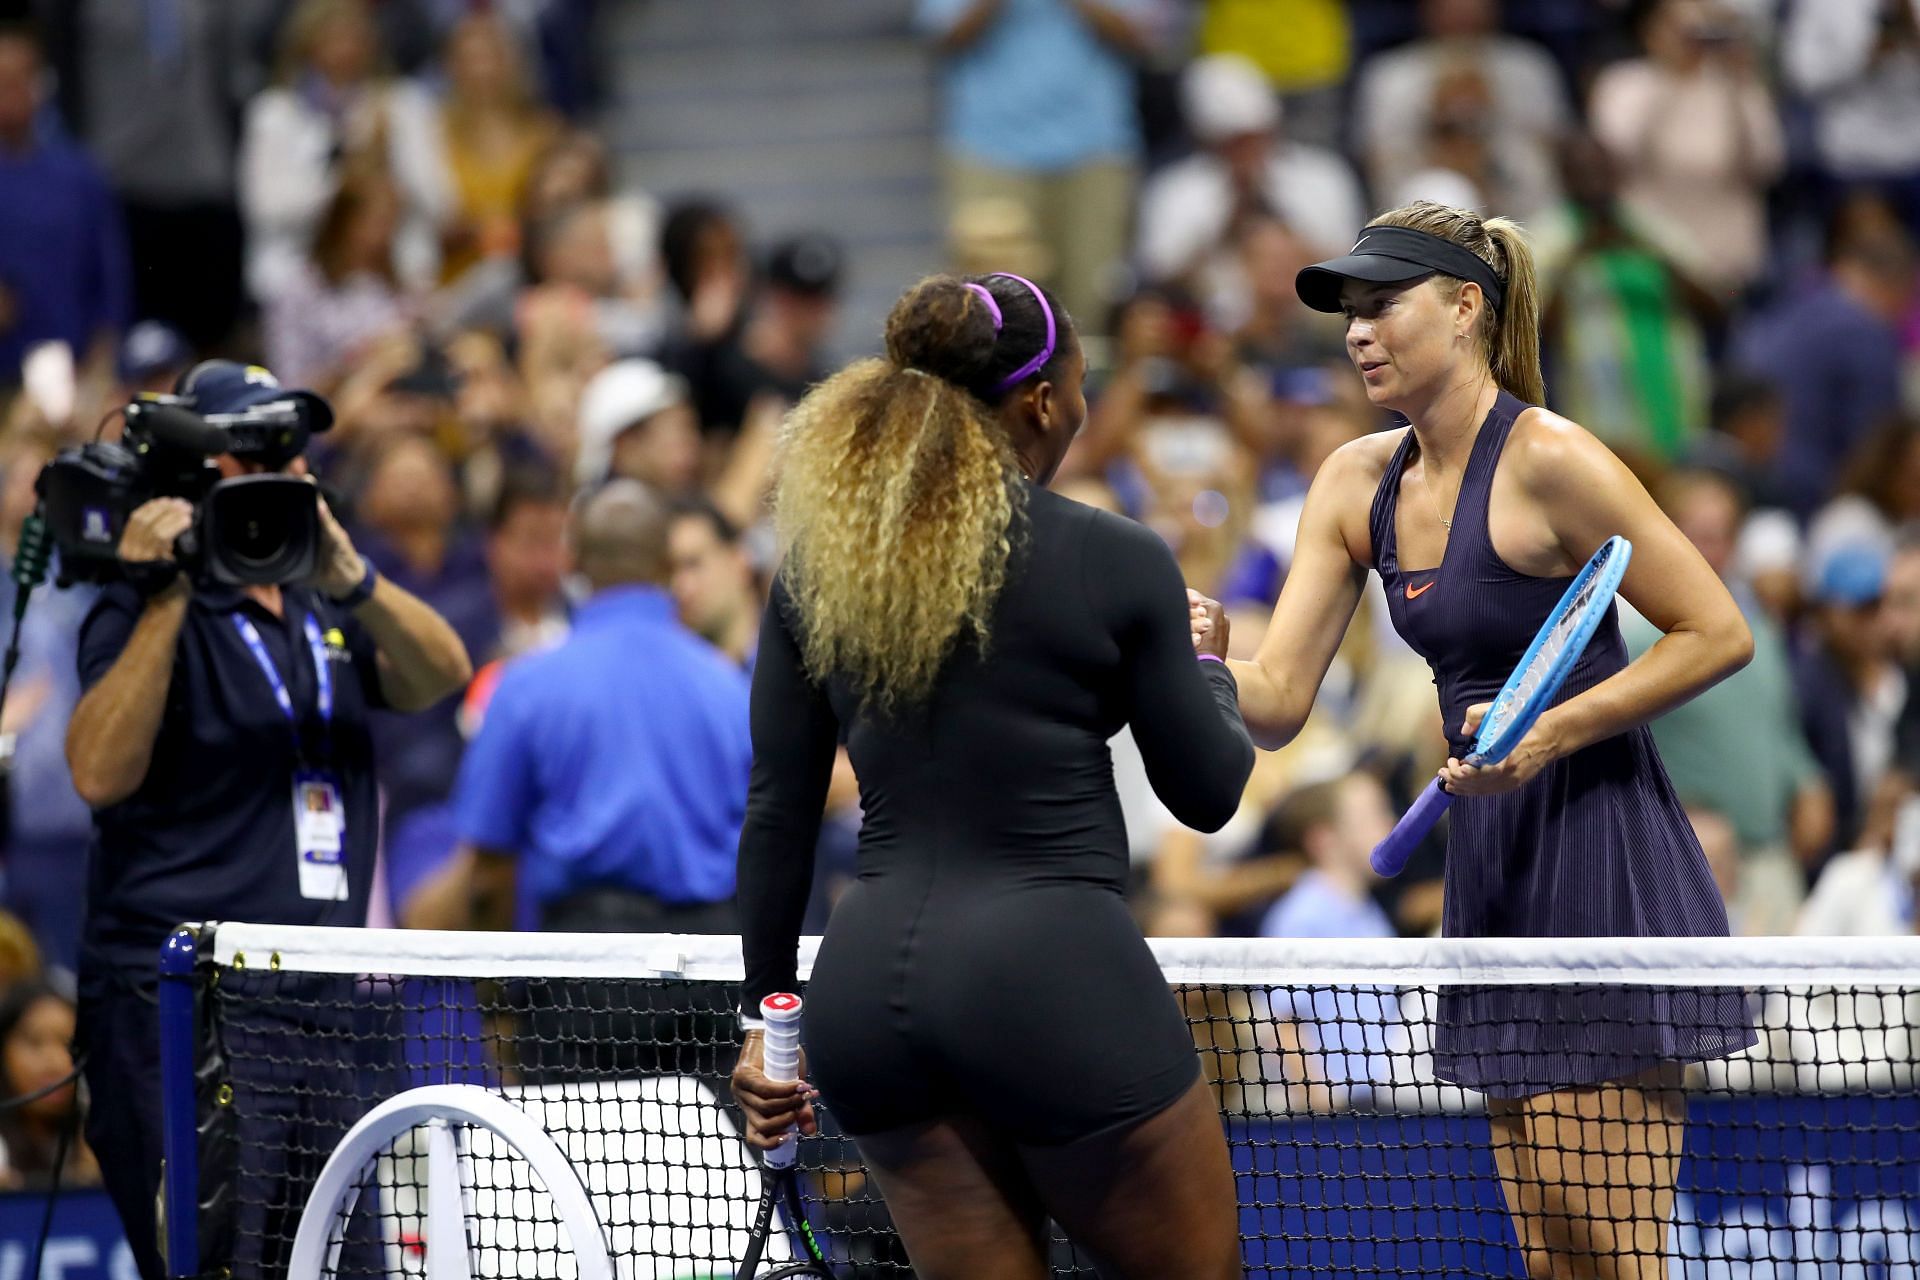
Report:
738,486,1255,1144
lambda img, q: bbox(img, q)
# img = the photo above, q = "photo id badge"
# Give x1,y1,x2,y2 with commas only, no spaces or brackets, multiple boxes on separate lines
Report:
294,770,348,901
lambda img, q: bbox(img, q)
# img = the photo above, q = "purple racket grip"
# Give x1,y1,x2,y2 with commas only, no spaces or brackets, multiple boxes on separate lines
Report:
1371,777,1453,877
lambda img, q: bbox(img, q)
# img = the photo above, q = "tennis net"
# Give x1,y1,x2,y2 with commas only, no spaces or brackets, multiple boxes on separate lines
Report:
157,926,1920,1278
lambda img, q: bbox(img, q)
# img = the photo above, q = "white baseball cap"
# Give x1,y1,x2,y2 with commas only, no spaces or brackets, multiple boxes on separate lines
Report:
1182,54,1280,144
575,359,689,486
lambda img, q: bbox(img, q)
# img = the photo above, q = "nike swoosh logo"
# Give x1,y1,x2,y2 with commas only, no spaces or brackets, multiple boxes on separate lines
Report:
1352,236,1373,253
1406,581,1435,600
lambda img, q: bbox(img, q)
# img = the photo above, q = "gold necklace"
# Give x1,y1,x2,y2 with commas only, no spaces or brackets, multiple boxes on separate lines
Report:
1421,457,1453,532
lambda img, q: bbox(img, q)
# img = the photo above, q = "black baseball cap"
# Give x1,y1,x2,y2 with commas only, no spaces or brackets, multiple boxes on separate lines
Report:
175,360,334,432
766,233,844,298
1295,225,1506,315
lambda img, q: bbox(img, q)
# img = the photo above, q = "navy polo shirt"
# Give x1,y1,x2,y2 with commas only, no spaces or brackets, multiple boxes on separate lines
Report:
75,582,386,994
453,585,751,911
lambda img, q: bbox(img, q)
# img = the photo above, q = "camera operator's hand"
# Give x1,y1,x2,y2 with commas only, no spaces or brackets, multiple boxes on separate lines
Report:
118,498,194,568
305,491,369,600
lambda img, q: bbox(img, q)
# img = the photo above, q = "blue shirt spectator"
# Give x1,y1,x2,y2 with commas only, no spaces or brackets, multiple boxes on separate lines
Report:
915,0,1148,171
0,27,129,384
455,482,751,926
1732,230,1912,517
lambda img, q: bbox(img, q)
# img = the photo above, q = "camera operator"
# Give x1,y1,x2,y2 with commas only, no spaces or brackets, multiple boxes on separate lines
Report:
61,361,473,1280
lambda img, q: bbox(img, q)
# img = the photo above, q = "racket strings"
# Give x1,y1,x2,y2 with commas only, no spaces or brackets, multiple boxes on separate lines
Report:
1480,566,1607,744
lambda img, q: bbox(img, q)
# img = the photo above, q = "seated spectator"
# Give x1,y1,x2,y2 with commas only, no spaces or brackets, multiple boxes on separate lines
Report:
1782,0,1920,233
483,469,570,661
1196,0,1351,149
0,21,129,390
1732,209,1915,516
574,358,703,496
1793,542,1906,858
264,173,413,391
1588,0,1783,297
1135,54,1362,292
1624,469,1832,933
1354,0,1568,221
668,232,845,440
1808,419,1920,584
1681,375,1791,513
1536,132,1713,467
669,499,762,671
1796,834,1916,935
239,0,451,302
436,13,561,283
1256,775,1404,1110
0,981,98,1190
1688,805,1747,932
1225,217,1346,379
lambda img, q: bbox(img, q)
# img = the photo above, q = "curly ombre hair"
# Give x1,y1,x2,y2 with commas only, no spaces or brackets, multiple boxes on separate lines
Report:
773,273,1074,712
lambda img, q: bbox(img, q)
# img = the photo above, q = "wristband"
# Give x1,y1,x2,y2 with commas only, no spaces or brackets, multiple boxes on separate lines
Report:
330,556,378,610
1197,653,1227,665
739,1014,767,1033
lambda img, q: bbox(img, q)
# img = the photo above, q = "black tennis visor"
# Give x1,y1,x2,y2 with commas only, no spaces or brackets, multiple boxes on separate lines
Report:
1296,225,1506,315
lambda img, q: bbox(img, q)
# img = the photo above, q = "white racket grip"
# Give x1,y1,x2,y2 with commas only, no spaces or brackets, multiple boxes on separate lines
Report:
760,993,803,1169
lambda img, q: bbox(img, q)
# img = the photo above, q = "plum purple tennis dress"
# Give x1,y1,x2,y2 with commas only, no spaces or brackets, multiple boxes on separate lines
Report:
1370,391,1755,1097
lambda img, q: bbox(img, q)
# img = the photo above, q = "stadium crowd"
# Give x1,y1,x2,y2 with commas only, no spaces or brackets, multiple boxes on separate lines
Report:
0,0,1915,1179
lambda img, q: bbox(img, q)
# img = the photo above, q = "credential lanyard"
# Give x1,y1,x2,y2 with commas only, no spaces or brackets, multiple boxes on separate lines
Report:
232,611,333,765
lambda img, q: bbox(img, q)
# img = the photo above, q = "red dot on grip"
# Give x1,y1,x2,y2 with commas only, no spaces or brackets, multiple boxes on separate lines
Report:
762,993,801,1014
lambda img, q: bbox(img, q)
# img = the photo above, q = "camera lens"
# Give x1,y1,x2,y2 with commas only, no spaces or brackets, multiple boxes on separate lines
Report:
200,476,320,586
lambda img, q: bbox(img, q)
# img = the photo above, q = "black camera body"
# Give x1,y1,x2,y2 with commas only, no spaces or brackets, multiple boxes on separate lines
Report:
36,397,322,588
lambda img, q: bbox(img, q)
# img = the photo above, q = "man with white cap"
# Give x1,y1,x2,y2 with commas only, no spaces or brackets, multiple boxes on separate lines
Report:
574,357,702,494
1135,53,1363,287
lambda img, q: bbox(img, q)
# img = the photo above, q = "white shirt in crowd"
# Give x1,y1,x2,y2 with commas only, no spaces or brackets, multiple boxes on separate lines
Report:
239,79,453,303
1353,32,1569,221
1782,0,1920,179
1135,141,1365,283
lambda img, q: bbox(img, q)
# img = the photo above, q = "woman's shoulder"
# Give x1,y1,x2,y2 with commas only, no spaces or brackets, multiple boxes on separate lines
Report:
1320,427,1405,493
1503,404,1613,487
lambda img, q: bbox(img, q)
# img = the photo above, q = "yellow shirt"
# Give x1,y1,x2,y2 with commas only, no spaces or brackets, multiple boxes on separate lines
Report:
1199,0,1350,92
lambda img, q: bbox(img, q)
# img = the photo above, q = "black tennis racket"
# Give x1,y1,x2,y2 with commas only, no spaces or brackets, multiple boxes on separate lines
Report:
738,993,839,1279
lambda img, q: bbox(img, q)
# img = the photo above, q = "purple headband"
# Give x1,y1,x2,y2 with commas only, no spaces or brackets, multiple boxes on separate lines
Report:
966,274,1058,393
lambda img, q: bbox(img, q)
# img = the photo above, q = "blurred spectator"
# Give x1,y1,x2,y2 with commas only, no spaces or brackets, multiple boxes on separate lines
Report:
574,358,702,495
46,1,259,352
355,435,498,832
1881,530,1920,794
435,13,560,282
1732,209,1915,516
916,0,1151,329
1624,470,1832,933
1684,375,1791,513
484,469,569,661
668,499,760,670
668,232,844,440
1535,132,1713,466
1588,0,1784,298
434,129,663,347
1793,541,1904,856
1688,805,1746,932
0,443,95,977
1196,0,1350,149
1795,837,1916,933
0,980,97,1190
0,21,129,389
0,910,38,989
113,320,194,400
1136,54,1363,293
946,194,1053,283
1354,0,1568,221
1781,0,1920,232
264,173,412,389
239,0,451,302
1224,218,1346,377
457,480,751,933
1256,775,1402,1110
1808,419,1920,578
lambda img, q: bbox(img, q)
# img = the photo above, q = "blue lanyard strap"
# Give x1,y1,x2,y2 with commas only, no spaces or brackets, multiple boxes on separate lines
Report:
232,611,333,762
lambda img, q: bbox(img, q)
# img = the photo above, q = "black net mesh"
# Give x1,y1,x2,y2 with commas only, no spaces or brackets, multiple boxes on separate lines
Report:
201,956,1920,1278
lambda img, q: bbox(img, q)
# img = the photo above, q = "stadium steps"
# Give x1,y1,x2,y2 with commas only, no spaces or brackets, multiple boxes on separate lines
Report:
601,0,942,360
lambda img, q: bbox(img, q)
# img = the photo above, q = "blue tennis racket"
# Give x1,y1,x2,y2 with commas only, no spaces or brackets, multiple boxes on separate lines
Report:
1371,535,1633,877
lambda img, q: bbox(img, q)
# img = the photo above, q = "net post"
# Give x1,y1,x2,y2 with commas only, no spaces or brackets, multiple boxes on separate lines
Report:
158,924,202,1279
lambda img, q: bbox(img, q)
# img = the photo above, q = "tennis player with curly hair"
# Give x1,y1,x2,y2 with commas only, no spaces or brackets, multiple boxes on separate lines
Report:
731,272,1253,1279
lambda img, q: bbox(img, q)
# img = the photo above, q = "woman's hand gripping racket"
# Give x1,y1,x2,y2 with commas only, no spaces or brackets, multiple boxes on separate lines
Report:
1372,535,1633,876
738,994,840,1279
